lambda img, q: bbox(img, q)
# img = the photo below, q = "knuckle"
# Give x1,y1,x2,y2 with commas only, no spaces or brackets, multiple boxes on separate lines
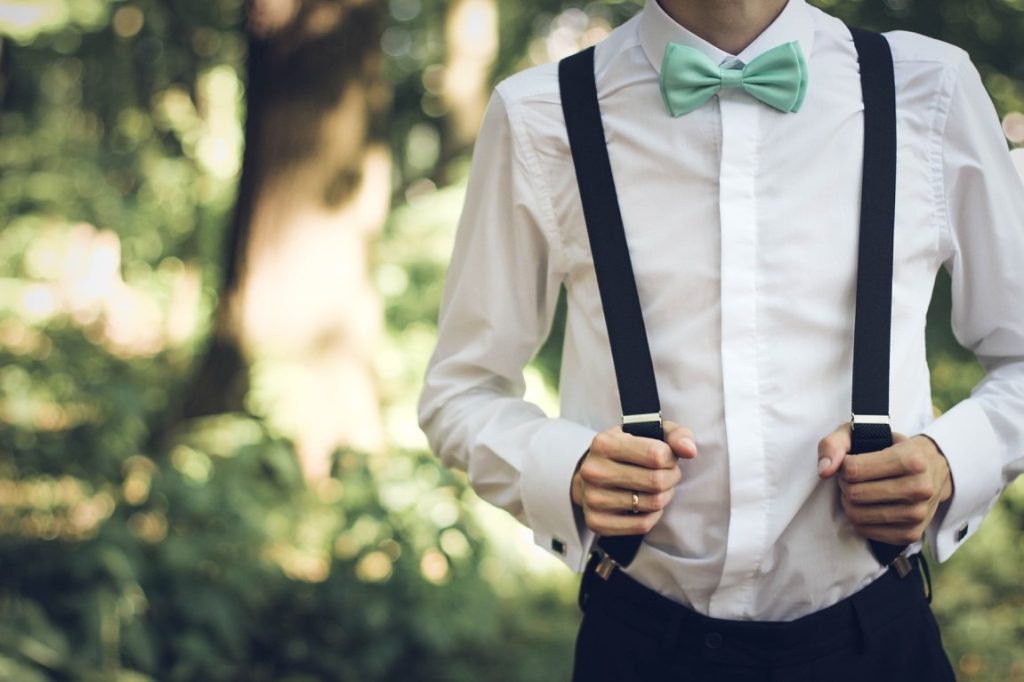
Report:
659,444,677,468
646,442,667,468
642,512,663,533
907,503,930,524
654,469,674,491
899,527,924,544
592,431,613,454
583,488,605,510
579,461,601,484
910,480,934,501
645,469,663,492
840,461,858,481
902,450,928,475
589,514,613,536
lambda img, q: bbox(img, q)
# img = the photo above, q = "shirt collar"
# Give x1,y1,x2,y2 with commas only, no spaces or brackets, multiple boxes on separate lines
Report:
639,0,816,71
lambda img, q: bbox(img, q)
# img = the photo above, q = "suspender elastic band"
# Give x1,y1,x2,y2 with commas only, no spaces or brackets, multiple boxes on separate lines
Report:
848,26,908,567
560,47,662,569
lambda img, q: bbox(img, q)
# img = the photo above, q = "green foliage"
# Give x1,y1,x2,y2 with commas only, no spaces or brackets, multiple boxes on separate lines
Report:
813,0,1024,114
0,404,579,680
933,481,1024,681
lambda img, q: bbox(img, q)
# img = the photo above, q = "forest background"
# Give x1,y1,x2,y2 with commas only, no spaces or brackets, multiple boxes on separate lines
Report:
0,0,1022,680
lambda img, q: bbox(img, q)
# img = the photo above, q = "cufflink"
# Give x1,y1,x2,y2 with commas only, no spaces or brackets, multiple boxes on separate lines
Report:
955,524,968,542
551,538,566,555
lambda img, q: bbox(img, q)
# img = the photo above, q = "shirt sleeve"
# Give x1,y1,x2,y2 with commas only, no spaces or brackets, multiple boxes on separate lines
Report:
418,89,598,571
921,58,1024,561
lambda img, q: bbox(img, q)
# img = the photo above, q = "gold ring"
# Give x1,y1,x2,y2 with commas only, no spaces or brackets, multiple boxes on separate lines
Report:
631,492,640,514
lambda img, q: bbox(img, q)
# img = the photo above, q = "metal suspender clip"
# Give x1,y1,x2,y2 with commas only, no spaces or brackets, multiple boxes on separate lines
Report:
622,412,663,442
850,413,890,428
622,412,662,427
594,552,619,581
892,555,913,578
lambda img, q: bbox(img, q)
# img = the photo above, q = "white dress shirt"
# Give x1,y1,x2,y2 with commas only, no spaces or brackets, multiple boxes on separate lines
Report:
418,0,1024,620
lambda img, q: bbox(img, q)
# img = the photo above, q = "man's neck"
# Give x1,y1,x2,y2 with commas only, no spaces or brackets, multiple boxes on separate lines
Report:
657,0,790,55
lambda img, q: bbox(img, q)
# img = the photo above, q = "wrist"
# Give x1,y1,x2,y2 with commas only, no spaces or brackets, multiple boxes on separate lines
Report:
913,434,953,503
570,449,588,507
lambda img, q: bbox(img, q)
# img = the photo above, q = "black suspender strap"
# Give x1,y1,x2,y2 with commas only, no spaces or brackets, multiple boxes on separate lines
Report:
558,31,905,573
559,46,661,570
849,27,908,568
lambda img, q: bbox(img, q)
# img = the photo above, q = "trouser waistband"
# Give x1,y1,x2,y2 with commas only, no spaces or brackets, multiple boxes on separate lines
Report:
578,552,932,668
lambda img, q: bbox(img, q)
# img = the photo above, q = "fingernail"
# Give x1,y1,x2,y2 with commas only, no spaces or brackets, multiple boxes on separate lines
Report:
817,457,830,475
681,437,697,452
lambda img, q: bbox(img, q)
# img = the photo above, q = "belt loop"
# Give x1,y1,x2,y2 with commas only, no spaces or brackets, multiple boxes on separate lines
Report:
579,552,599,612
850,589,873,655
662,609,683,652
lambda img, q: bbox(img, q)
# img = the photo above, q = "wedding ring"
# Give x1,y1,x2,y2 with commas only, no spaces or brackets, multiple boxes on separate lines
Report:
631,492,640,514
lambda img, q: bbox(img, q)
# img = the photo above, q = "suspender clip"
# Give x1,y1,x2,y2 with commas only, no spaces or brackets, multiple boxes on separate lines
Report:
850,413,890,428
622,412,662,427
594,552,619,581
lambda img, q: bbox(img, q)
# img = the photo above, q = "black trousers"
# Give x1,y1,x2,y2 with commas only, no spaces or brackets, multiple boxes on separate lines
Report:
572,554,956,682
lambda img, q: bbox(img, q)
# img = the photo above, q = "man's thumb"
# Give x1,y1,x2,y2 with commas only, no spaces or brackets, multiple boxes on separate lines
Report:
817,423,851,478
663,420,698,460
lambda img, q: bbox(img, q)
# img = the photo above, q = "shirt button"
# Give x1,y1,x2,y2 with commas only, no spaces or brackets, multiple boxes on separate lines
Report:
704,632,723,649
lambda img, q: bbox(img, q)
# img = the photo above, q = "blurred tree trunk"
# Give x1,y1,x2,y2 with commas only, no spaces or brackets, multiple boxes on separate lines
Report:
183,0,390,481
417,0,496,188
441,0,497,155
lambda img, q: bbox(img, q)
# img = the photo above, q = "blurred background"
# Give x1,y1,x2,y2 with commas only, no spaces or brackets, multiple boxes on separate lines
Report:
0,0,1022,680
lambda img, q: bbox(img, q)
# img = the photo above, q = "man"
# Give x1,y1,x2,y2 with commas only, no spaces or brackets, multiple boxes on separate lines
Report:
419,0,1024,678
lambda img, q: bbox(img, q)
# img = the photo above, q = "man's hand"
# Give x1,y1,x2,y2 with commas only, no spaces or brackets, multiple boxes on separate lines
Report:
571,421,697,536
818,424,953,545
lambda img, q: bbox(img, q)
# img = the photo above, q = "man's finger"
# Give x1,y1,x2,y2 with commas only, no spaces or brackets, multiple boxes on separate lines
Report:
841,497,934,526
847,521,926,546
583,509,663,536
817,423,851,479
840,444,923,483
591,428,677,469
840,472,936,505
583,486,674,514
663,420,698,460
579,458,682,494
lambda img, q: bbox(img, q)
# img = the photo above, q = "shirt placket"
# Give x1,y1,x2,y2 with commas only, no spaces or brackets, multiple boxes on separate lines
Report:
709,81,769,619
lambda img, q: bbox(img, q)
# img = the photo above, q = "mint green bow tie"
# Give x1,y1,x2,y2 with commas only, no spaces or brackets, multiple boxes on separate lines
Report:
660,41,809,116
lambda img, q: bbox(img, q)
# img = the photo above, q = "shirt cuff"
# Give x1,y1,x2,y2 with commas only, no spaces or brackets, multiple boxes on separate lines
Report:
920,400,1004,562
521,418,599,571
